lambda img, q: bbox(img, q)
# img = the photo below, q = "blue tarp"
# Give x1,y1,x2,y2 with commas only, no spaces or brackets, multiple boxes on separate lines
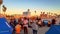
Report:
0,17,13,34
45,25,60,34
43,20,48,25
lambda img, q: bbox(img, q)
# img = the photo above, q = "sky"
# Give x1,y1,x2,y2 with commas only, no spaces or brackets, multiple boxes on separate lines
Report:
1,0,60,15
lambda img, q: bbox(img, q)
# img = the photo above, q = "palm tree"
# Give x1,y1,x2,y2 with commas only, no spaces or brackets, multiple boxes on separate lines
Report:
48,12,50,15
34,10,37,16
35,10,36,13
28,9,30,12
2,5,7,15
48,12,51,18
41,12,42,14
51,13,53,16
0,0,3,14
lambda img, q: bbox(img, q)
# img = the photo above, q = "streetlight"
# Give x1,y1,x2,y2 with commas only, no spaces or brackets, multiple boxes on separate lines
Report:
0,0,3,14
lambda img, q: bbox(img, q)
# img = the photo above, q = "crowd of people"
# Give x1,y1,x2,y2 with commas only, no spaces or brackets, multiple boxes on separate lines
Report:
7,17,56,34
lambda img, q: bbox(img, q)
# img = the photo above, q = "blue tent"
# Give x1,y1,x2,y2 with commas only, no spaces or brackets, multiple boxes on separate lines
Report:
45,25,60,34
0,17,13,34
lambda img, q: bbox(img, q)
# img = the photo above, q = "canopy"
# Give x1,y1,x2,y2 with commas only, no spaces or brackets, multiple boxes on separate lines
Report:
0,17,13,34
45,25,60,34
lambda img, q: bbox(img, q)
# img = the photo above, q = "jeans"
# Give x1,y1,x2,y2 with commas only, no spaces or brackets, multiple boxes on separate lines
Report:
33,30,37,34
24,27,28,34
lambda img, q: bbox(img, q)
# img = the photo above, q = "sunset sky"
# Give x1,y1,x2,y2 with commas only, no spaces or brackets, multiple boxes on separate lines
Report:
1,0,60,15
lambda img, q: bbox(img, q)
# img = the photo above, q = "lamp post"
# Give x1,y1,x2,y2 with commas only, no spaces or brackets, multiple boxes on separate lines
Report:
0,0,3,14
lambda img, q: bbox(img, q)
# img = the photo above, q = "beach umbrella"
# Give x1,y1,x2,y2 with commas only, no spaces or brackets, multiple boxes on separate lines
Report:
46,25,60,34
0,17,13,34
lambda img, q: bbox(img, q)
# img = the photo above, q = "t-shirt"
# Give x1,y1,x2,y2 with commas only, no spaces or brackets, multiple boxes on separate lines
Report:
15,24,21,33
23,20,28,27
23,20,28,25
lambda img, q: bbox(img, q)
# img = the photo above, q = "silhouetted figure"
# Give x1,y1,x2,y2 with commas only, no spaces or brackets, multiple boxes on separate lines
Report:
48,21,51,27
10,19,15,34
23,17,28,34
18,18,24,30
52,19,56,25
31,20,38,34
15,23,21,34
14,18,18,26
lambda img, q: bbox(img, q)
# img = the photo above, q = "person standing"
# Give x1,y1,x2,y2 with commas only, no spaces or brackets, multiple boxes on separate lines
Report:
10,19,15,34
23,17,28,34
52,19,56,25
38,20,42,27
48,21,51,27
15,23,21,34
31,20,38,34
